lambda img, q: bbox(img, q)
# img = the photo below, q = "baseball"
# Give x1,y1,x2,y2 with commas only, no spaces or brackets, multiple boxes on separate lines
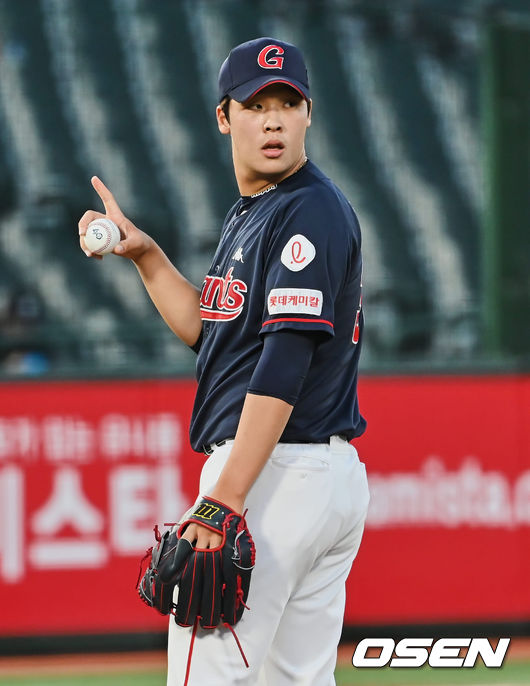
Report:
85,218,121,255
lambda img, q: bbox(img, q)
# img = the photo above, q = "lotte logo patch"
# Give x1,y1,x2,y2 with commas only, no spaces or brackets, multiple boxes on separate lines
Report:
281,234,316,272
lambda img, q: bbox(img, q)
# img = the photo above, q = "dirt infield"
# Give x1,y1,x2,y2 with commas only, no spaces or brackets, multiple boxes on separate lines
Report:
0,639,528,677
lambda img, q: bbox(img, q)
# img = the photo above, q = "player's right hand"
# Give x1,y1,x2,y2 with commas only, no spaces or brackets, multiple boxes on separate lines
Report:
78,176,152,261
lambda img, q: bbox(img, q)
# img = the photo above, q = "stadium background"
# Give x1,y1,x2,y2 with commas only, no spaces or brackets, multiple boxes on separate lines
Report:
0,0,529,684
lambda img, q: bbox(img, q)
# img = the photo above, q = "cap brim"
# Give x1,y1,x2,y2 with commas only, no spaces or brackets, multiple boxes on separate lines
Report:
227,75,310,103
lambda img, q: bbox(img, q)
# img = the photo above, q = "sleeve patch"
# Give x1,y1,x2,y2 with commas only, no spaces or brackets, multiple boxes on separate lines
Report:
280,234,316,272
267,288,323,316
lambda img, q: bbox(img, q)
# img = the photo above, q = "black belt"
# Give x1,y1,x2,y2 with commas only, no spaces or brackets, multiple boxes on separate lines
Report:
202,437,235,456
202,434,349,456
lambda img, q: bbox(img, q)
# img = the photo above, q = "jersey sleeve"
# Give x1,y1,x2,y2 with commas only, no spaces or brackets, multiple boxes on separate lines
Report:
189,326,204,354
260,189,356,338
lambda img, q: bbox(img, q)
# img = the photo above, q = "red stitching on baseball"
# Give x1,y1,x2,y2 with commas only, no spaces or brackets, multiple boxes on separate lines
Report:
92,220,114,254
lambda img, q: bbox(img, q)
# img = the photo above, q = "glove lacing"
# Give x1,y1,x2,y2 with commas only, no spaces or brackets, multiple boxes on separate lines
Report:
135,524,165,593
180,615,250,685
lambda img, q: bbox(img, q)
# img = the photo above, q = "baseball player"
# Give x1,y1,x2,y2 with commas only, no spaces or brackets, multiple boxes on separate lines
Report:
79,37,369,686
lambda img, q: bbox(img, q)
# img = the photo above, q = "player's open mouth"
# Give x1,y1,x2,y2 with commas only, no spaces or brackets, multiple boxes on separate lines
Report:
261,140,285,158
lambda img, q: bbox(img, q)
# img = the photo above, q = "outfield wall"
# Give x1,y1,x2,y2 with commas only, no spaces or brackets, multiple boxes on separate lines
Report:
0,375,528,637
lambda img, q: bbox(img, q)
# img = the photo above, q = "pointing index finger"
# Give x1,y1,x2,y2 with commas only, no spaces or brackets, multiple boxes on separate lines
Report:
91,175,122,216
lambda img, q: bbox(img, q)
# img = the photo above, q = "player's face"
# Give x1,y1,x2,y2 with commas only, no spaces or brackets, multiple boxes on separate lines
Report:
217,84,312,195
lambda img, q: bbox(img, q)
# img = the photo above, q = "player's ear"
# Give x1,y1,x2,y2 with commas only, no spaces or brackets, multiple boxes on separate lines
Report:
306,99,312,128
216,105,230,135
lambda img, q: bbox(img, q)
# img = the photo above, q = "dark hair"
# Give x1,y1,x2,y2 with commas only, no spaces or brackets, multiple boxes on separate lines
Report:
220,96,231,123
219,93,312,124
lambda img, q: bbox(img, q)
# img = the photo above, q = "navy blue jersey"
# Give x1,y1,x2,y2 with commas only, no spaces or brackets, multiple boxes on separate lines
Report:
189,160,366,452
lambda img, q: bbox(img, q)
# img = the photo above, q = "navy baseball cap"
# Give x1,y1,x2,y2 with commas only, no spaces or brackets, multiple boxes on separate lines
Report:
218,37,310,103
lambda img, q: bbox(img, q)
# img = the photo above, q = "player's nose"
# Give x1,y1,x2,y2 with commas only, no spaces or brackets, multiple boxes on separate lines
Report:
263,117,282,132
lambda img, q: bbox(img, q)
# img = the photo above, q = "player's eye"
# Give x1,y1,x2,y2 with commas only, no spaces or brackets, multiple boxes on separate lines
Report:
248,102,263,110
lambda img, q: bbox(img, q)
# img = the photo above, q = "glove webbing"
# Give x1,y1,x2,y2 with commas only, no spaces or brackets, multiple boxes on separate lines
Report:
135,523,175,592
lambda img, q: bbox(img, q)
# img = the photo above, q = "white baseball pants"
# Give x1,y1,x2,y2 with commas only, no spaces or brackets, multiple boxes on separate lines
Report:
167,435,370,686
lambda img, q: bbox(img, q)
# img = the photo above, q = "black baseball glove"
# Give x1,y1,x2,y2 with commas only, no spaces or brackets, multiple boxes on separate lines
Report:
172,496,256,629
137,497,255,629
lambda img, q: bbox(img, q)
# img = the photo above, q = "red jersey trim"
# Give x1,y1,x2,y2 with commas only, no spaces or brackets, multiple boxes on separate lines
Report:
200,308,243,321
262,317,334,328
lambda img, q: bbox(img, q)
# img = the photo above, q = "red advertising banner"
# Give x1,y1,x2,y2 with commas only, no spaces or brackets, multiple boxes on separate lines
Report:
0,380,201,636
349,375,530,625
0,375,528,636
